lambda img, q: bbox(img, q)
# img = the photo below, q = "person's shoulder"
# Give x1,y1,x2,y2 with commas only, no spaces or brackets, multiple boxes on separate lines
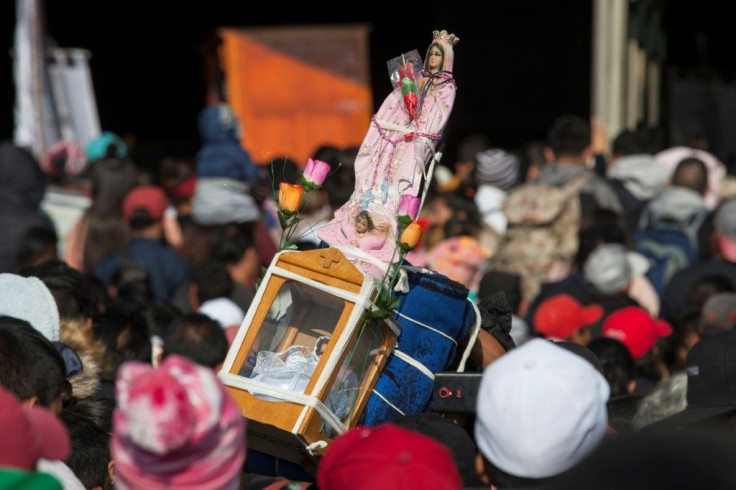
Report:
664,258,736,293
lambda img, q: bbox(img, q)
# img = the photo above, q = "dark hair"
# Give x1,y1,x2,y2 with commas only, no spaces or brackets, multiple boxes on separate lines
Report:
0,316,66,407
392,414,484,487
84,273,112,317
59,411,111,489
483,454,555,488
312,145,342,168
575,210,630,268
88,158,139,215
587,337,635,398
81,213,132,273
611,129,648,156
322,146,357,209
210,223,255,265
67,396,116,434
672,157,708,195
163,313,229,368
546,115,591,158
266,156,301,187
142,301,181,339
19,260,97,322
92,310,151,379
478,271,522,314
129,207,156,231
193,261,233,304
109,258,154,313
521,140,548,174
82,158,139,272
457,134,491,163
15,227,58,270
180,217,213,268
439,191,482,238
686,275,734,314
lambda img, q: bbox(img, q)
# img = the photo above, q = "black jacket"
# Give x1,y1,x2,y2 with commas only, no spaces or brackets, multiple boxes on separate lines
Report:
0,142,55,272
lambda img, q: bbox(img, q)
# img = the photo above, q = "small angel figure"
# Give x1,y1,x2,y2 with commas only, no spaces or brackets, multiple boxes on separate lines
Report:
349,210,389,251
318,30,459,265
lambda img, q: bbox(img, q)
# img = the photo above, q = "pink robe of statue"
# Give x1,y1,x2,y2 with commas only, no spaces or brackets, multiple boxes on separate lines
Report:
318,72,456,264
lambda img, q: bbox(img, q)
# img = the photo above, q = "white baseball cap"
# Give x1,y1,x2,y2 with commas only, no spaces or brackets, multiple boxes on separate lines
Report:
474,339,610,479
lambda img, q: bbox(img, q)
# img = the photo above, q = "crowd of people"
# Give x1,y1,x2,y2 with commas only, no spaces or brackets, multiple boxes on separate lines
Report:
3,87,736,489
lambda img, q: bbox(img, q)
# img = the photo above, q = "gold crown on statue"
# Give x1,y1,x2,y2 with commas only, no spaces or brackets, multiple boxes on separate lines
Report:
433,30,460,46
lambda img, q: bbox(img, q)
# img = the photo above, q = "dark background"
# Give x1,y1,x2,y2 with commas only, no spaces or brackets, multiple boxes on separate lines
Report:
1,1,733,166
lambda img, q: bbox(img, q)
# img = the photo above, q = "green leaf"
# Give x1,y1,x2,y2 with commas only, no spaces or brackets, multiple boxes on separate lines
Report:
366,308,391,322
277,210,288,229
388,297,400,310
397,215,412,231
283,243,299,251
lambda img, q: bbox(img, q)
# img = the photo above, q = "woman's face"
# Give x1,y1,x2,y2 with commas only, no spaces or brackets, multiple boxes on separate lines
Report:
428,45,443,73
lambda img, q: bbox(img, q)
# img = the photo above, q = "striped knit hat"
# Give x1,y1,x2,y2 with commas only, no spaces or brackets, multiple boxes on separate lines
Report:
474,149,520,190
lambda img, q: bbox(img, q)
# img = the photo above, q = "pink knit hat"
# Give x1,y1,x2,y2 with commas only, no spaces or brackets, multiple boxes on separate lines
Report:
111,355,245,490
428,236,491,290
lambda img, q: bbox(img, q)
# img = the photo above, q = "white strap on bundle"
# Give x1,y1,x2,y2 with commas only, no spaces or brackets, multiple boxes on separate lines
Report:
219,372,348,436
392,310,457,345
370,389,406,416
393,350,435,380
457,300,482,372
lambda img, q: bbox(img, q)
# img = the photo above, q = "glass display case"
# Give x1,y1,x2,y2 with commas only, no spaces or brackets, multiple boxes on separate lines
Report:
219,247,399,463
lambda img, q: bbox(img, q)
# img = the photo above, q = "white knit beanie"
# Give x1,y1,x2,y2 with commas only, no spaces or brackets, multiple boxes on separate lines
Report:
0,273,60,340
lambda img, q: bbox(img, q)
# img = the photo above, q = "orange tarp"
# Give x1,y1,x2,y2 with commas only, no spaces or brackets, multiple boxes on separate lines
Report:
220,25,373,166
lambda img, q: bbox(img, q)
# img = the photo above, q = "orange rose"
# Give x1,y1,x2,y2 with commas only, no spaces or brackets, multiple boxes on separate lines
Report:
278,183,303,213
399,221,423,250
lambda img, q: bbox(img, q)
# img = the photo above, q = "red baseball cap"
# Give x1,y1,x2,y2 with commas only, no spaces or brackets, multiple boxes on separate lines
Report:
533,294,604,340
602,306,673,359
0,386,70,470
317,424,462,490
122,185,169,223
170,174,197,201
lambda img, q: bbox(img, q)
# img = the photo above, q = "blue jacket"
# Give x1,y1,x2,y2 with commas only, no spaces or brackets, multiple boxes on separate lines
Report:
196,105,261,184
94,238,190,302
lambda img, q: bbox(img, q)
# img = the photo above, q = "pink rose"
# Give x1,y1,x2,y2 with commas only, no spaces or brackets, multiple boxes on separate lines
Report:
302,158,330,187
398,194,421,220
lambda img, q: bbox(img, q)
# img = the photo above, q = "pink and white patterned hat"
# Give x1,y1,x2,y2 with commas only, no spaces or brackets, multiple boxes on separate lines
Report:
112,355,245,490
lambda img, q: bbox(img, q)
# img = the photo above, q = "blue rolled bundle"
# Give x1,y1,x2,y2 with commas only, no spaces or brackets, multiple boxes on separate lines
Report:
361,269,477,426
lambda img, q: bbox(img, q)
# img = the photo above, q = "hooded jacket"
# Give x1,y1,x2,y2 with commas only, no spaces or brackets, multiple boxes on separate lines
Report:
196,105,260,184
640,186,708,226
0,142,56,272
608,154,670,232
608,154,670,201
533,164,623,217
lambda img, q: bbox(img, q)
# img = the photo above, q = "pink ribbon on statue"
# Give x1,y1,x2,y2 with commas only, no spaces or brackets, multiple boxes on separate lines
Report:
370,115,443,177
